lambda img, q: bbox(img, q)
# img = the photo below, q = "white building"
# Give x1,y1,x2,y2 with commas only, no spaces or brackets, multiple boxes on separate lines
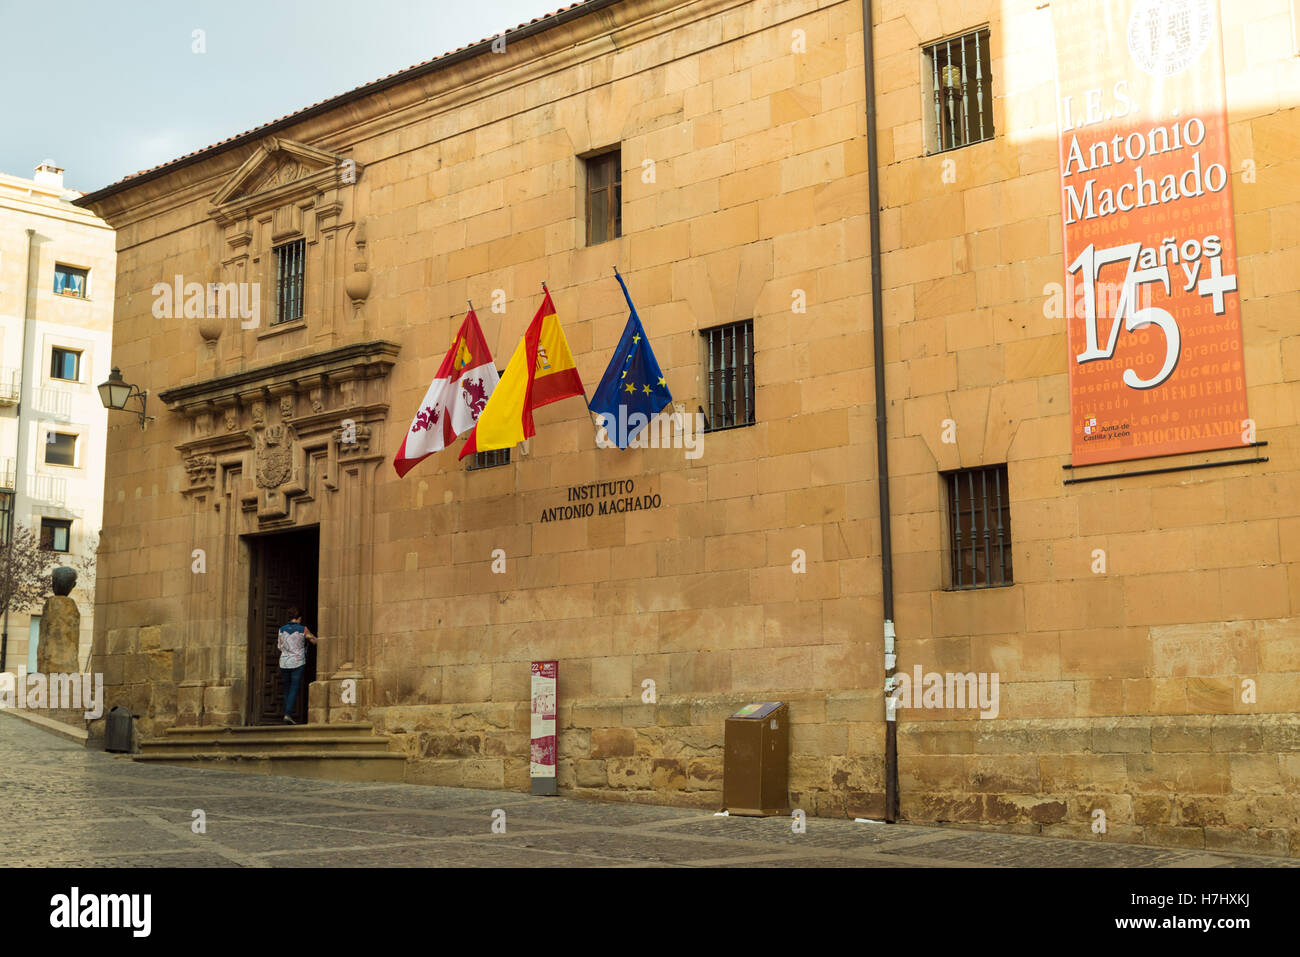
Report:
0,162,114,675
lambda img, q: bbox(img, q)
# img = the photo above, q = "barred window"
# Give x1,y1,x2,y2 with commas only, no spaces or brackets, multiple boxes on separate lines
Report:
273,239,305,324
0,492,11,545
924,29,993,154
702,320,755,433
944,465,1012,589
469,447,510,471
584,149,621,246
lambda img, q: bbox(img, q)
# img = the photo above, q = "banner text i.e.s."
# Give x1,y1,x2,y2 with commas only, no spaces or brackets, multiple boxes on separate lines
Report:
1052,0,1247,466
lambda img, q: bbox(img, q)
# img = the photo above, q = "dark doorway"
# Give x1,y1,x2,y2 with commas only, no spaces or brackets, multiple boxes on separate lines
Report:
246,526,319,726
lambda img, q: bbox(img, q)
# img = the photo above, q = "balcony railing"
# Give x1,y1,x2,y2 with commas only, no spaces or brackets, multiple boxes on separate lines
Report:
26,472,68,507
0,368,19,406
32,385,73,418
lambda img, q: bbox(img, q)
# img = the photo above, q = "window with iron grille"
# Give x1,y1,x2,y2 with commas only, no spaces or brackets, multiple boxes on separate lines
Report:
701,320,755,433
0,493,11,546
944,465,1012,589
40,517,72,553
273,239,305,324
924,29,993,153
469,446,511,471
584,149,622,246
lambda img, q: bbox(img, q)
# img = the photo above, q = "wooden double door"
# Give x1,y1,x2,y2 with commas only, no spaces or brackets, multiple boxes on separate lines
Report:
246,526,320,725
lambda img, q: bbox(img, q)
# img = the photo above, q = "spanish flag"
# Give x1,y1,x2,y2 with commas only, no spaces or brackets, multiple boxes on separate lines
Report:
459,290,584,459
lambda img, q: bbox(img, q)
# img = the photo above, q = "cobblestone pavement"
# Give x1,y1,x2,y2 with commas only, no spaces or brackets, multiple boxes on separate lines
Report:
3,716,1295,868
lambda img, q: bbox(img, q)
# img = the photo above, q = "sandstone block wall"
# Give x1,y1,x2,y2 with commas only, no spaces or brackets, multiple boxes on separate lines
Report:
874,0,1300,856
82,0,1300,856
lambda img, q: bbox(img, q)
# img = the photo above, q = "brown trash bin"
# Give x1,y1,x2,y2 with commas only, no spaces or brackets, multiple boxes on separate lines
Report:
722,701,789,816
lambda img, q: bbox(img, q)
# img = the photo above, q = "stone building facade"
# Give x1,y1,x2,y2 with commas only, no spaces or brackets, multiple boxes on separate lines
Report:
79,0,1299,856
0,163,113,675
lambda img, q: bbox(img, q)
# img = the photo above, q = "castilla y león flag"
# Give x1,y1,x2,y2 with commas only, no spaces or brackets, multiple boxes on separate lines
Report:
460,290,584,459
393,309,498,477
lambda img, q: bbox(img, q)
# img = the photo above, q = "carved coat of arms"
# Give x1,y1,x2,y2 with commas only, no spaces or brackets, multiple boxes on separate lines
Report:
254,423,293,489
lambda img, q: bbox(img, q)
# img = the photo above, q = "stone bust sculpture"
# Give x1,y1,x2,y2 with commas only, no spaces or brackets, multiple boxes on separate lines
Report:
51,566,77,597
39,566,81,677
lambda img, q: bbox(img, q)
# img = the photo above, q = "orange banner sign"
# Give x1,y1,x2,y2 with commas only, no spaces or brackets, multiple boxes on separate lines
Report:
1052,0,1247,466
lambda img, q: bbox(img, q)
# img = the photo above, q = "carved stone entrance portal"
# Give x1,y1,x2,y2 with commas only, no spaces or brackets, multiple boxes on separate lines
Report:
161,340,397,728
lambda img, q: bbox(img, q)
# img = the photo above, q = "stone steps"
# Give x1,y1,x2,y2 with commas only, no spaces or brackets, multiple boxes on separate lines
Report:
134,722,406,783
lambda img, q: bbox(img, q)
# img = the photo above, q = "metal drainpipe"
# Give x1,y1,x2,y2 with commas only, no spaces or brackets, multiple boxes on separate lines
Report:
859,0,899,822
1,228,34,674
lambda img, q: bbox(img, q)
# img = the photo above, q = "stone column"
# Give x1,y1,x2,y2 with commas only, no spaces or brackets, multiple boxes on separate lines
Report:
36,566,80,675
37,566,85,731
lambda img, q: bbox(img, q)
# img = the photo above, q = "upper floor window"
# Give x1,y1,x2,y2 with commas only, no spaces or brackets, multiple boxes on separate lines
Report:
40,517,72,553
273,239,305,324
53,264,88,299
584,149,622,246
44,432,77,467
924,29,993,153
701,320,755,433
50,347,81,382
0,493,12,546
944,465,1012,589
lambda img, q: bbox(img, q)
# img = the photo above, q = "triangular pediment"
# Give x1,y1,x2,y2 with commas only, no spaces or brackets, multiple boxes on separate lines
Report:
211,137,355,220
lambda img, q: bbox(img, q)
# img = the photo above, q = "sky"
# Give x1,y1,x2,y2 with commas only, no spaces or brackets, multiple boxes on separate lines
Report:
0,0,570,193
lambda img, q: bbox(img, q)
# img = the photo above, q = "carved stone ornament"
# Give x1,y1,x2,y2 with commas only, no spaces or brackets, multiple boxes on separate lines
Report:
345,262,372,304
335,422,372,457
209,137,360,229
254,424,293,489
280,395,295,419
185,453,218,488
160,340,399,514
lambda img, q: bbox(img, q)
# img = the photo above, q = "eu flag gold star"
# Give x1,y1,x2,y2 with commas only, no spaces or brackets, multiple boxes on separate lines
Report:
642,384,652,394
625,383,636,394
657,377,666,387
632,334,641,344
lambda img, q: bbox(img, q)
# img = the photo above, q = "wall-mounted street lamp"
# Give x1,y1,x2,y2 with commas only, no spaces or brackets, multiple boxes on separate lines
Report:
97,367,155,430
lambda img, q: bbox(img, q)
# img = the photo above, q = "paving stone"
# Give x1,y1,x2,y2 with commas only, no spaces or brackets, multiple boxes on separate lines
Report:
2,715,1293,868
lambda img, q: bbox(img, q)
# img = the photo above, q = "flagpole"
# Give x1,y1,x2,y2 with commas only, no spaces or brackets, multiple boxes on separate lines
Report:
605,264,676,443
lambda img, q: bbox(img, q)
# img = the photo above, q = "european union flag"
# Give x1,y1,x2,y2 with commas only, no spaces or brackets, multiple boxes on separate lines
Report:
589,271,674,448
